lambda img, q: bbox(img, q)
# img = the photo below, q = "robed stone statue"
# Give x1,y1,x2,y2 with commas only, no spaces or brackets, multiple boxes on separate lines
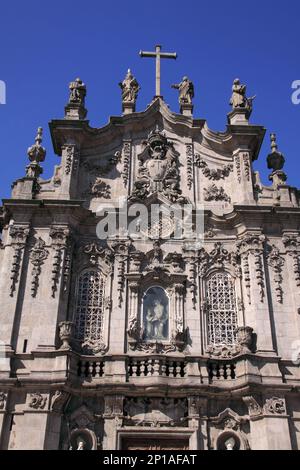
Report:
172,76,194,105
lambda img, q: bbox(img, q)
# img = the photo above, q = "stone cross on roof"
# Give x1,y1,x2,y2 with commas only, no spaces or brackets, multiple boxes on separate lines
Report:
139,44,177,98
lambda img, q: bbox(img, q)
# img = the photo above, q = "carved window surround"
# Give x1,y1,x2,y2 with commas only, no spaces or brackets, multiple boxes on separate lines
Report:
69,242,114,355
198,243,246,357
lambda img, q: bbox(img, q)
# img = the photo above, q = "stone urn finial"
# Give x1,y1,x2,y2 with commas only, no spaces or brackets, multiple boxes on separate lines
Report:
26,127,46,179
58,321,74,350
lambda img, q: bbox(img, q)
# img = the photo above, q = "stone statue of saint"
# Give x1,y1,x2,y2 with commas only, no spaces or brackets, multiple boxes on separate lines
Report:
76,437,86,450
224,436,235,450
119,69,140,103
172,76,194,105
143,287,169,340
69,78,86,105
230,78,255,112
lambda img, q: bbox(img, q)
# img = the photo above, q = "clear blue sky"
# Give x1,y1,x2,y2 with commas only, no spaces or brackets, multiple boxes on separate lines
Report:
1,0,299,198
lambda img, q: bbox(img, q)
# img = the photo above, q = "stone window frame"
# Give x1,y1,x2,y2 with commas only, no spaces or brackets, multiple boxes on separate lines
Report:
200,265,244,353
69,253,113,356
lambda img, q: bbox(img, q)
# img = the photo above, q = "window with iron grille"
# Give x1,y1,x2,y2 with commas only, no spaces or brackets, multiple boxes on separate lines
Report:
74,270,105,345
206,272,237,346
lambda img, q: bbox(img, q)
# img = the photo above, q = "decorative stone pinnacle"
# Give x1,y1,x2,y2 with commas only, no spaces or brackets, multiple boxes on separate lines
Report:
267,132,285,171
27,127,46,164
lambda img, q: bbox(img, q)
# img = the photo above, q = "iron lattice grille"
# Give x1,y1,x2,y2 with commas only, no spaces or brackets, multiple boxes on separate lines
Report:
74,270,105,343
206,272,237,345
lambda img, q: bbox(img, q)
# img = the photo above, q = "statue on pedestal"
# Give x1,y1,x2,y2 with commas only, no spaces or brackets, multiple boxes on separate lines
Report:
172,76,194,105
119,69,140,104
230,78,255,112
69,78,86,106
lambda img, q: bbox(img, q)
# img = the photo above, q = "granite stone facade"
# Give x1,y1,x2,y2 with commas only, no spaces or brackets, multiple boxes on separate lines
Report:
0,74,300,450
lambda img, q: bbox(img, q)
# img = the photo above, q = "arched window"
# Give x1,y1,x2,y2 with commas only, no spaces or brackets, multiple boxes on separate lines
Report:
142,286,169,341
206,272,237,346
74,270,105,350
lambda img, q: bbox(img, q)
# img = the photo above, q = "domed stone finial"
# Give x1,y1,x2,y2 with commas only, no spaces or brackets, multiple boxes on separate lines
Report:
26,127,46,179
267,133,285,171
27,127,46,164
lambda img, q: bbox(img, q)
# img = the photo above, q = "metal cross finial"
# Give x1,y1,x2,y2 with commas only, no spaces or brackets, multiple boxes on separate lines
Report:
139,44,177,97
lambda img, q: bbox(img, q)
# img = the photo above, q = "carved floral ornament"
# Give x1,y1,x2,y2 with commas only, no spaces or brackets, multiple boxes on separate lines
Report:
194,155,233,181
264,397,286,415
267,244,285,303
9,225,30,297
29,237,49,297
28,393,47,410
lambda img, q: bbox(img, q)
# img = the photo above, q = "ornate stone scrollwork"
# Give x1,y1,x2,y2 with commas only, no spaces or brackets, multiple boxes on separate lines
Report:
9,225,30,297
282,234,300,287
237,233,266,302
62,145,79,176
29,237,49,297
186,144,194,190
264,397,286,415
0,392,8,410
267,245,285,303
129,127,187,204
50,226,69,297
110,240,131,307
198,242,233,276
28,393,47,410
203,184,231,203
122,141,131,187
83,178,111,199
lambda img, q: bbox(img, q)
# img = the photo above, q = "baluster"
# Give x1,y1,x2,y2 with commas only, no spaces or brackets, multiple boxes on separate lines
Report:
153,359,160,376
88,361,94,377
132,359,138,377
161,358,167,377
140,360,146,377
175,361,181,377
169,361,174,377
84,361,89,377
147,359,153,377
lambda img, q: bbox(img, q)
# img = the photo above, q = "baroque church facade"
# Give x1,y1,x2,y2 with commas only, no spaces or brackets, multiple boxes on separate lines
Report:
0,62,300,450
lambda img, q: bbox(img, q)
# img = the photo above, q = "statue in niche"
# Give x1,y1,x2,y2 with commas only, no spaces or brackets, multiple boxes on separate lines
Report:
230,78,255,112
119,69,140,103
143,287,169,341
172,76,194,105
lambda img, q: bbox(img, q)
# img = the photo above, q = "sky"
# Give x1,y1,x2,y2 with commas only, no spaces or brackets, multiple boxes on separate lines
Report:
0,0,300,198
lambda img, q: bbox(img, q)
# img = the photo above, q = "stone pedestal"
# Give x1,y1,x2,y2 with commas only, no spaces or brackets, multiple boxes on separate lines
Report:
227,107,250,125
64,103,87,120
180,103,193,116
122,102,135,115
